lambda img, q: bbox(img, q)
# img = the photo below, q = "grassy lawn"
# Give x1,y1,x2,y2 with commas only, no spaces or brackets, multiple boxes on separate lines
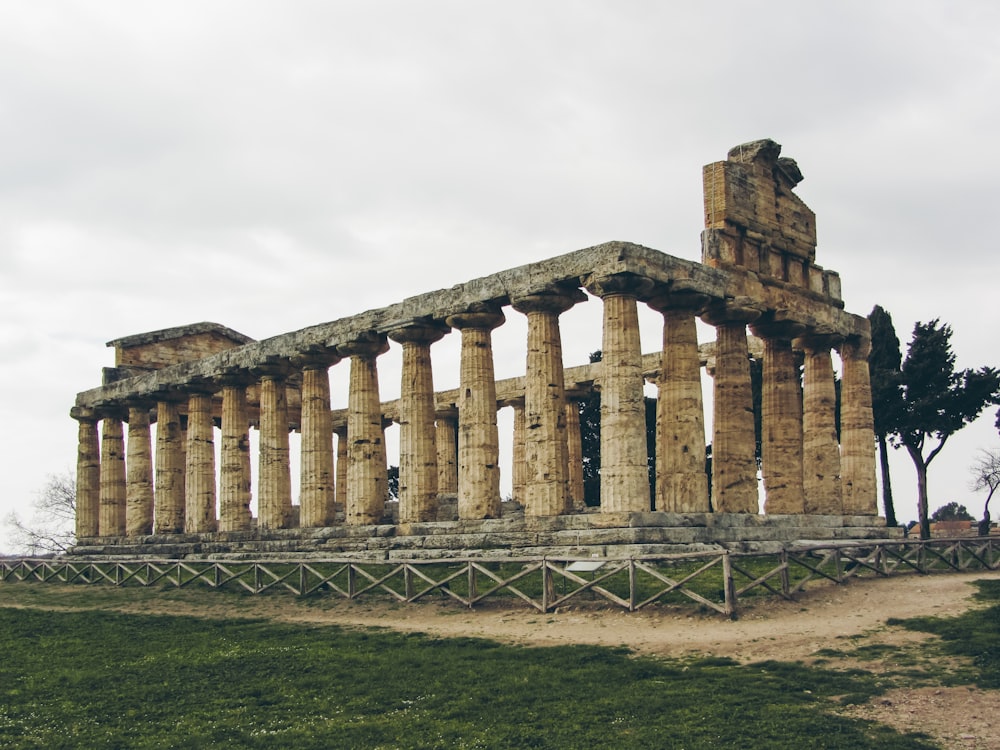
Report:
0,587,948,750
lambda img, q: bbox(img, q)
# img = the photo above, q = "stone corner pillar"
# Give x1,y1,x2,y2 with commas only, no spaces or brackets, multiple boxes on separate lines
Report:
388,322,449,523
701,298,763,513
71,406,100,540
124,402,155,537
337,333,390,526
583,273,654,514
838,333,878,515
511,286,586,517
445,305,506,520
795,330,844,515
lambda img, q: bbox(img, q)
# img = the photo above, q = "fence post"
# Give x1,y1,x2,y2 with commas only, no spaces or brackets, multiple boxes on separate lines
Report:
628,559,637,612
721,552,737,618
467,562,477,608
780,548,790,597
404,565,414,600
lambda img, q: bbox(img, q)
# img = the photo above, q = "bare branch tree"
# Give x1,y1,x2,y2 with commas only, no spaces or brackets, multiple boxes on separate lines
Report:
4,470,76,555
969,449,1000,537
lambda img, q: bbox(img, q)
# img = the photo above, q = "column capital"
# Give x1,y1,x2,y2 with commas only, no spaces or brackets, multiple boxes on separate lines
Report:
510,285,586,315
336,332,390,359
70,405,99,423
794,328,843,351
290,346,343,370
251,357,296,380
750,310,809,341
700,296,764,326
644,278,715,314
387,319,450,345
837,333,872,359
445,303,505,331
582,272,655,300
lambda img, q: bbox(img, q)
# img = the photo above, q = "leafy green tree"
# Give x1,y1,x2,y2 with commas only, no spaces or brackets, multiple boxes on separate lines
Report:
970,449,1000,536
868,305,904,526
930,501,974,522
894,320,1000,539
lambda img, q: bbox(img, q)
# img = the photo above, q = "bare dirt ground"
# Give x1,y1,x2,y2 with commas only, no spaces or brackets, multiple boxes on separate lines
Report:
4,570,999,749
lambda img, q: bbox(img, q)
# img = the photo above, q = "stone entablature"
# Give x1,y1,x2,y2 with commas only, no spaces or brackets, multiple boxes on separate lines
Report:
70,140,881,552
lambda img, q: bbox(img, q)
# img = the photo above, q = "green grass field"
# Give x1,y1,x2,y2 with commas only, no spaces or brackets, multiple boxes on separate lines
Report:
2,579,996,749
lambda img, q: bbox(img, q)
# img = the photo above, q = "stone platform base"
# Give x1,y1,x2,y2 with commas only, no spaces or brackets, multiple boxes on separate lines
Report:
68,510,903,561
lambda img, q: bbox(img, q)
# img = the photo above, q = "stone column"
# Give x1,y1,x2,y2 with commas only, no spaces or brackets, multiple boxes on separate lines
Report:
435,408,458,496
646,286,711,513
125,404,154,536
333,424,348,512
184,391,218,533
751,317,806,514
338,334,390,526
509,398,526,506
564,394,585,510
445,306,506,520
583,274,652,513
99,411,126,536
797,333,843,514
154,399,185,533
702,300,762,513
298,356,341,528
219,380,252,532
388,323,448,523
838,335,878,515
511,288,584,517
257,370,293,530
71,407,100,539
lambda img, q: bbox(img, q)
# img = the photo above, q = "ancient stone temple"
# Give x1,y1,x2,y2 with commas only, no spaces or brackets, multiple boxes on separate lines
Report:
69,140,892,560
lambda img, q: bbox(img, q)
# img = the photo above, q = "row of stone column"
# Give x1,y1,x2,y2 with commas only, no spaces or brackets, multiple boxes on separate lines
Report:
74,274,878,539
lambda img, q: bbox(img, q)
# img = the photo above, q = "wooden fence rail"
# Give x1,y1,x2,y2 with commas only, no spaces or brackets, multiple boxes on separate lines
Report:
2,538,997,617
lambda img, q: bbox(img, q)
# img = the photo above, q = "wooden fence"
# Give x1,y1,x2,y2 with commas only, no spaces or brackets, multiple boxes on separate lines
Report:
2,537,997,617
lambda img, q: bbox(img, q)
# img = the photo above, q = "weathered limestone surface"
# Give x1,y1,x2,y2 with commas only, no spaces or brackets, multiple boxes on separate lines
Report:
564,397,585,510
258,374,293,529
154,401,185,533
584,274,651,513
509,399,526,505
341,336,390,525
125,406,154,536
388,325,447,523
334,425,348,510
839,336,878,514
185,393,218,533
72,410,100,538
446,308,505,519
435,411,458,496
799,337,843,514
98,415,126,536
299,362,338,527
647,289,710,513
219,383,252,532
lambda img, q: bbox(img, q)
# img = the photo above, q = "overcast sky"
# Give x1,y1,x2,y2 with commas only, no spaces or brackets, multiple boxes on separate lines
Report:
2,1,999,551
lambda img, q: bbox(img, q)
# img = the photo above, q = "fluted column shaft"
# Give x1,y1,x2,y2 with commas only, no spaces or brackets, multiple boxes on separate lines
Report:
703,301,761,513
334,425,348,511
512,291,582,517
300,362,338,527
73,411,100,539
125,406,154,536
758,335,804,514
154,401,185,533
258,374,292,529
99,415,126,536
445,309,505,520
584,275,651,513
435,412,458,495
389,325,447,523
799,338,843,514
185,393,217,533
650,302,710,512
511,400,526,506
341,336,390,525
564,398,585,510
839,337,878,515
219,383,252,532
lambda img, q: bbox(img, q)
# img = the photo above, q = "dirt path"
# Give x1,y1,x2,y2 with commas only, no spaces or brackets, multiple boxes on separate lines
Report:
3,570,999,748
